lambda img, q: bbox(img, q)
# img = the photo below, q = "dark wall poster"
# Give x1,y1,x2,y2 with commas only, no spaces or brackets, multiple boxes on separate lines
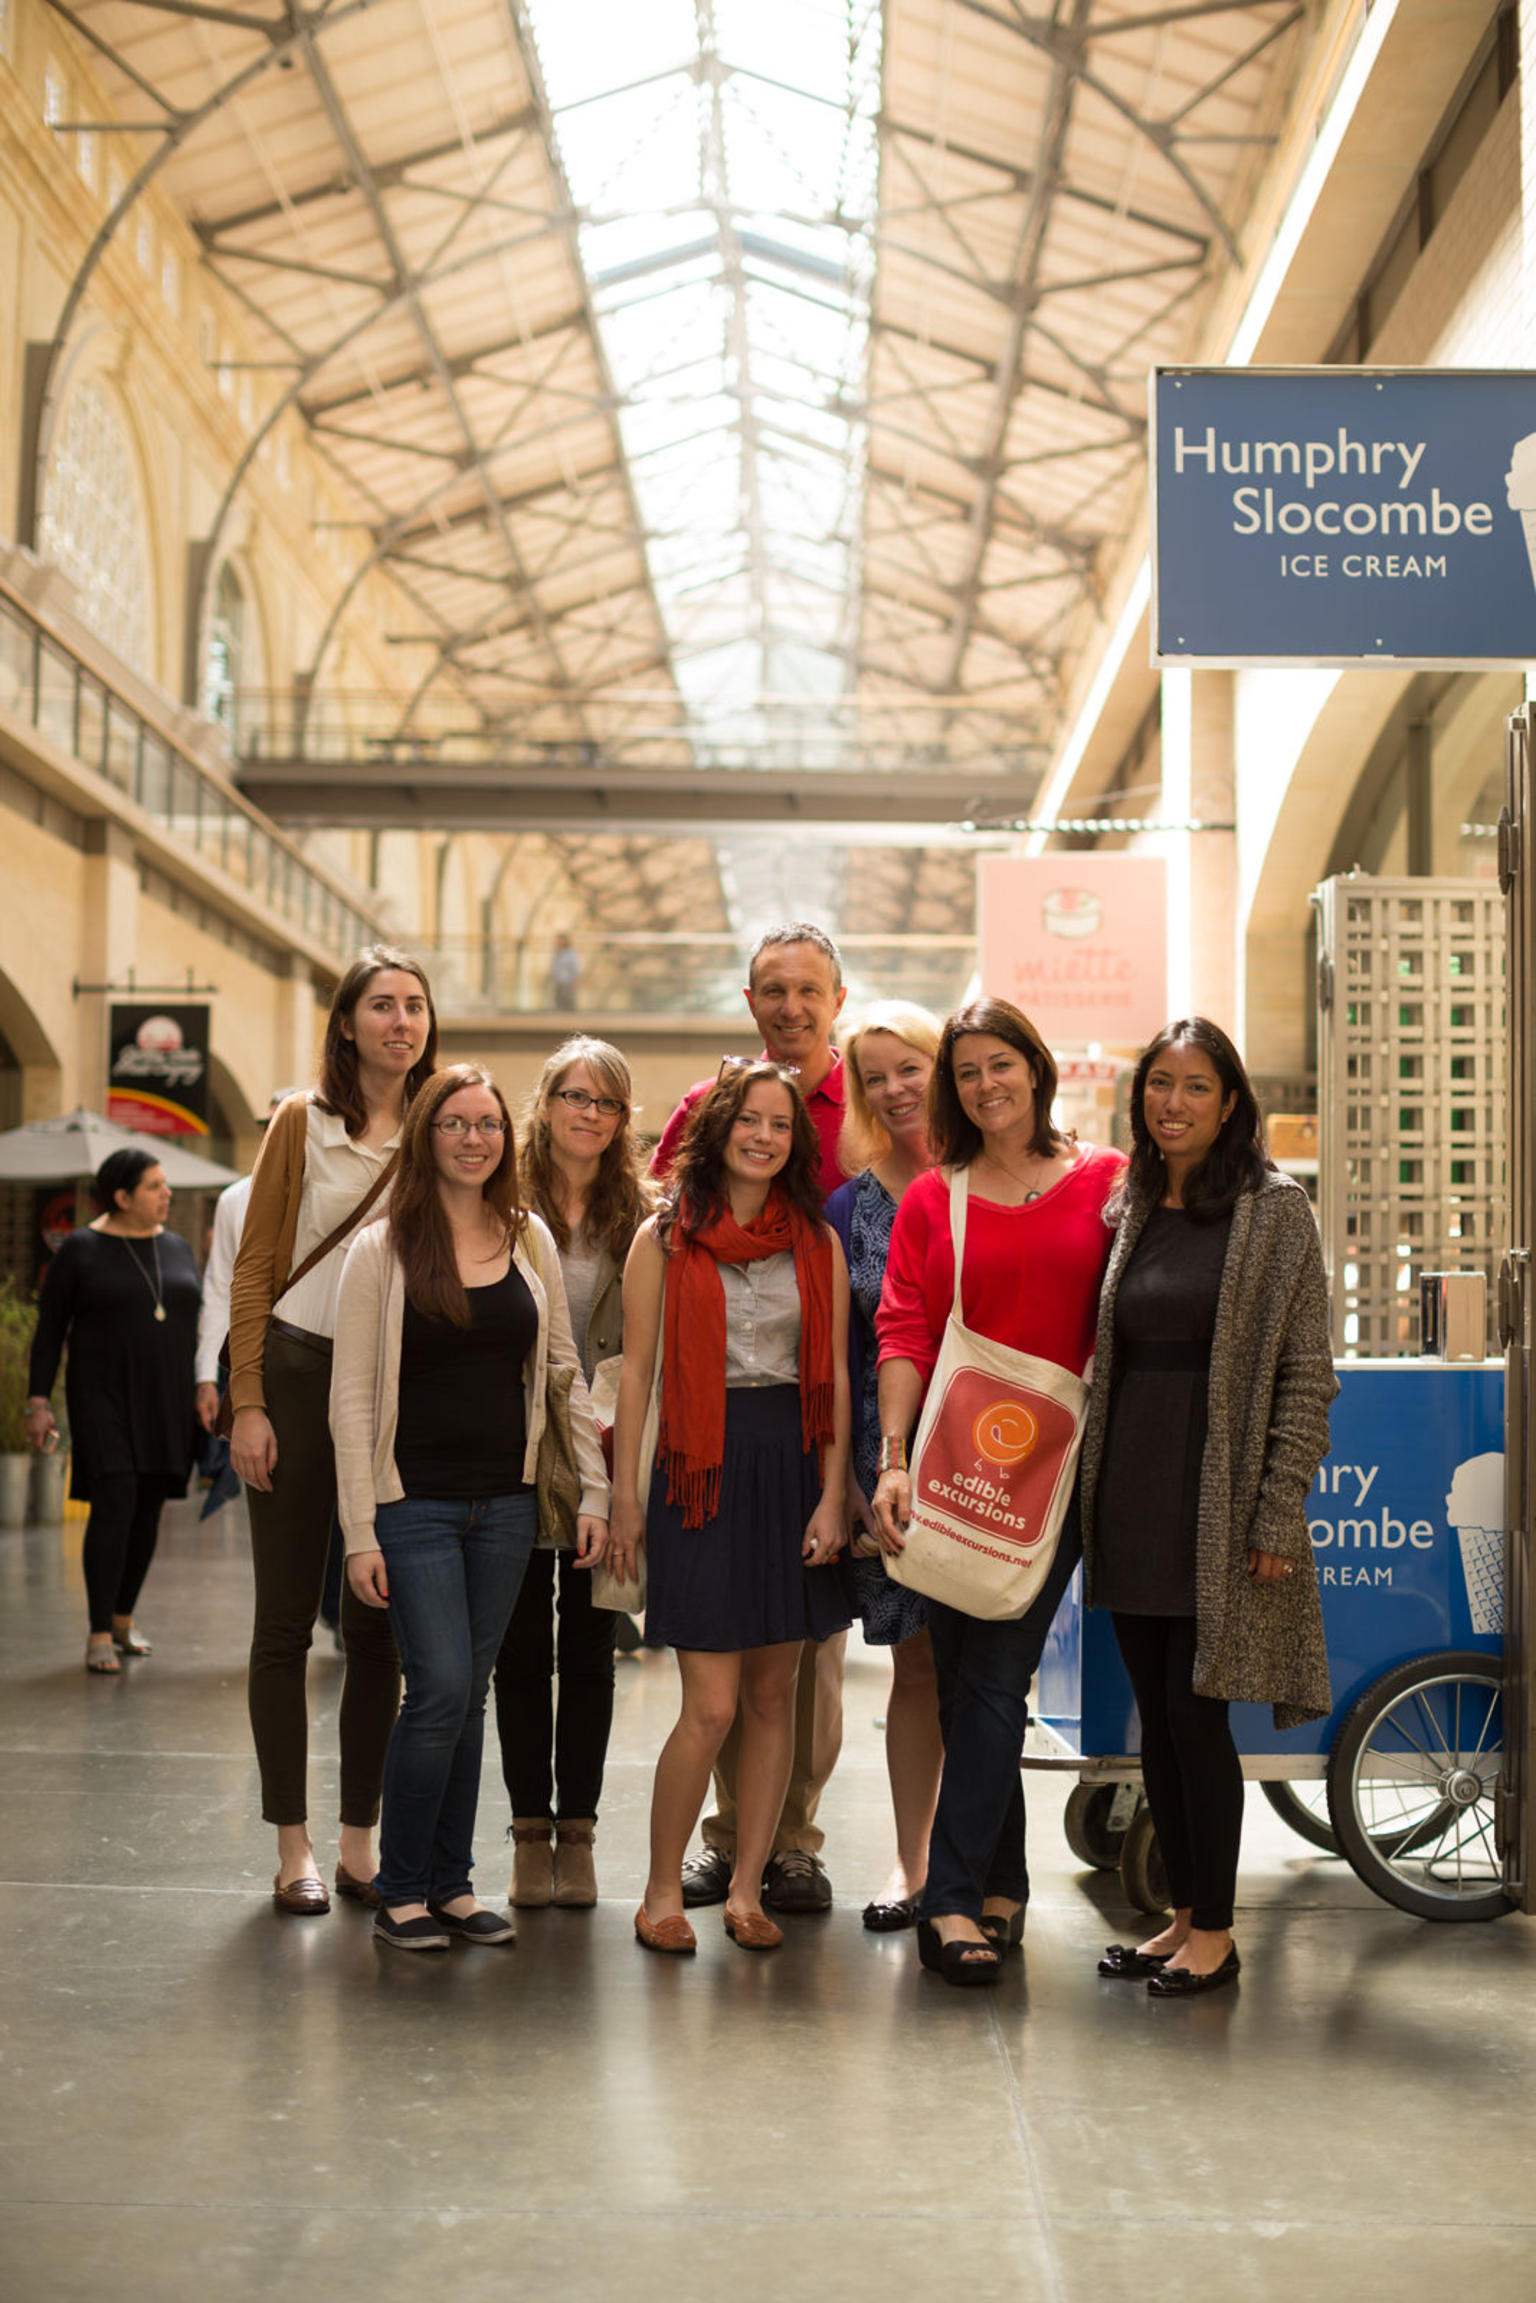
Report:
107,1005,211,1136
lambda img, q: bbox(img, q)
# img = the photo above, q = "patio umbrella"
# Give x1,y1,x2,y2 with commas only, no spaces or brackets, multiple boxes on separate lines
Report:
0,1108,240,1190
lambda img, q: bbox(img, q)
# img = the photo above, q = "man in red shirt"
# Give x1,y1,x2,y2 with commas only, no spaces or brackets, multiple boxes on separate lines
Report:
650,923,849,1913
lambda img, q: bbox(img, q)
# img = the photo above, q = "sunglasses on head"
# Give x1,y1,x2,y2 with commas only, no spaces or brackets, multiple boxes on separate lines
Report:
717,1055,802,1084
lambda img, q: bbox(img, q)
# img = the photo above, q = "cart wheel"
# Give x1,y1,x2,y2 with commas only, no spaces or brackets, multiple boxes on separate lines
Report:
1118,1803,1170,1915
1326,1650,1511,1922
1063,1782,1136,1869
1260,1779,1340,1854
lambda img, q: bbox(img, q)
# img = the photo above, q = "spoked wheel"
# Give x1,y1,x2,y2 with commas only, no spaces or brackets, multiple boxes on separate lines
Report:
1118,1802,1170,1916
1063,1782,1140,1869
1260,1779,1340,1854
1326,1651,1512,1922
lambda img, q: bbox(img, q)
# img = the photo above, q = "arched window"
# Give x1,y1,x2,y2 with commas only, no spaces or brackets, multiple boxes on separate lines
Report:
205,561,245,729
39,381,152,673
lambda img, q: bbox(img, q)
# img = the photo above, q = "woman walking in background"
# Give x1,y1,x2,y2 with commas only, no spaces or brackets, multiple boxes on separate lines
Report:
27,1149,210,1672
610,1062,852,1955
495,1036,653,1910
825,1004,944,1931
1081,1019,1334,1997
227,945,436,1915
332,1063,608,1951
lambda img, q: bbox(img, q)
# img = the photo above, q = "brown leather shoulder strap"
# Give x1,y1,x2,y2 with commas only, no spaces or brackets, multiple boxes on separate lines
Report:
281,1149,400,1296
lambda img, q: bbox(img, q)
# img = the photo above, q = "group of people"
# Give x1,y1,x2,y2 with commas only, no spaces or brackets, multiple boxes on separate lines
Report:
24,920,1337,1993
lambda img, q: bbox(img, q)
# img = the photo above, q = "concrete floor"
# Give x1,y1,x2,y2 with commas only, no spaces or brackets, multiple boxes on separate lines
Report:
2,1497,1534,2303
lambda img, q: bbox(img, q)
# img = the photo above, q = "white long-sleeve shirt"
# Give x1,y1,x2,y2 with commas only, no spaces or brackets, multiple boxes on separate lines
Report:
195,1175,252,1385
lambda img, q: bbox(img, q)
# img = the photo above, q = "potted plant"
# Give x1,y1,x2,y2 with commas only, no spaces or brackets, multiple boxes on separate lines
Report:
0,1279,62,1529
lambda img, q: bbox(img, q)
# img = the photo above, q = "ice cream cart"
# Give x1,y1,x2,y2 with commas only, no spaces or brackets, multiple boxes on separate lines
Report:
1030,1358,1510,1920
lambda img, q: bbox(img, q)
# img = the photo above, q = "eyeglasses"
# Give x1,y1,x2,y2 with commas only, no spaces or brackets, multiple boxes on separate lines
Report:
552,1088,626,1118
717,1056,802,1082
432,1115,508,1138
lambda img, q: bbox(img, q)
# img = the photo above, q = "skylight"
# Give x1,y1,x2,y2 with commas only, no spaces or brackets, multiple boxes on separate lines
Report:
523,0,881,748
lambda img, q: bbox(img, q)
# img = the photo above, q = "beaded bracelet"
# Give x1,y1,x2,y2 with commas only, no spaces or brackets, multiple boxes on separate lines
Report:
877,1434,908,1476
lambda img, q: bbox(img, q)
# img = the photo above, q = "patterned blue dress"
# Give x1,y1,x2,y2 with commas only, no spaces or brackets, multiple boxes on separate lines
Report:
827,1167,928,1648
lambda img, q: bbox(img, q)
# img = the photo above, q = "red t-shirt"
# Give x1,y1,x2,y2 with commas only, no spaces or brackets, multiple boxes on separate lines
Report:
650,1056,848,1205
876,1144,1126,1382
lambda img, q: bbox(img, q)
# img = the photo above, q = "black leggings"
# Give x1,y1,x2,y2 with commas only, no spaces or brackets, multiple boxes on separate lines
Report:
1112,1613,1244,1932
83,1473,171,1635
494,1548,617,1820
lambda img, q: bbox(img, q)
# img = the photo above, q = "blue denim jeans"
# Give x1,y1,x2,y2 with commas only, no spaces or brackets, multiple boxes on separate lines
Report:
921,1496,1083,1922
373,1493,536,1907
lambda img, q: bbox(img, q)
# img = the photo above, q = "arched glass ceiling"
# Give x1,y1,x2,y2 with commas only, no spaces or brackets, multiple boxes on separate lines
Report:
523,0,881,765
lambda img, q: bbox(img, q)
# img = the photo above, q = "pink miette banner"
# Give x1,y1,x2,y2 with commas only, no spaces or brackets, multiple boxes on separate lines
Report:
976,854,1168,1050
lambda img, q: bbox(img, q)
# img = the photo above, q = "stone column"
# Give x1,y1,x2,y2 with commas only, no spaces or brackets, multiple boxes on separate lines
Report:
75,823,139,1110
1159,669,1237,1031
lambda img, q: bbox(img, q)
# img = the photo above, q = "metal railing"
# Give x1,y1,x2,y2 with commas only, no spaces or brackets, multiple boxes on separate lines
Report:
419,932,979,1020
0,580,382,965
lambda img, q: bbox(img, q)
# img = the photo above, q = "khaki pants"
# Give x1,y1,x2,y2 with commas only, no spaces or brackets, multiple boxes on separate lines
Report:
701,1631,846,1858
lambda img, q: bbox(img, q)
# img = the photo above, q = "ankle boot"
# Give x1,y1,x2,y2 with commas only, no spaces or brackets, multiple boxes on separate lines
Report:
509,1818,554,1908
552,1819,598,1908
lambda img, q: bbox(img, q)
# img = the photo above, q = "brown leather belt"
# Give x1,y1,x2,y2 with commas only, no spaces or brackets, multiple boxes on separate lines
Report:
267,1316,333,1358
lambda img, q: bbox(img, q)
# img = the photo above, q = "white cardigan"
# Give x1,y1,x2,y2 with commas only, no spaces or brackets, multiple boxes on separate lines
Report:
329,1210,610,1553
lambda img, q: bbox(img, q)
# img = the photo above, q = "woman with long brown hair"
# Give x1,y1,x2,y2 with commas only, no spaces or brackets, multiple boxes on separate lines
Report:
228,946,436,1915
608,1061,852,1955
331,1064,609,1951
495,1036,653,1911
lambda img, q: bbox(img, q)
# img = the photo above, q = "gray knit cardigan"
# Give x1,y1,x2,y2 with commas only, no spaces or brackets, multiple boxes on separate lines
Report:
1079,1170,1338,1730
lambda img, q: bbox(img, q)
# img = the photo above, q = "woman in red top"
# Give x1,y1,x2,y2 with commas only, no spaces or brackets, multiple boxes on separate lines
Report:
873,998,1123,1983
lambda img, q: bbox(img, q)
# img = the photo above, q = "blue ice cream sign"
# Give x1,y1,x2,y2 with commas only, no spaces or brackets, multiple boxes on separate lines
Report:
1151,368,1536,665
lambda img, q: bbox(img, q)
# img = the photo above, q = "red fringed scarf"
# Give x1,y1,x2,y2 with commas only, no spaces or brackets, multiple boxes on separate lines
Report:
659,1184,834,1529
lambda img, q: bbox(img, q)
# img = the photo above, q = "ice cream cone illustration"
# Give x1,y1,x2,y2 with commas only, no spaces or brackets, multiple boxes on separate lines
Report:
1446,1451,1504,1636
1504,435,1536,585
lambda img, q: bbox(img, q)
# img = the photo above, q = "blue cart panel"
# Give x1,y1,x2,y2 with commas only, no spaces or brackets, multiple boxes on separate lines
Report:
1037,1362,1504,1765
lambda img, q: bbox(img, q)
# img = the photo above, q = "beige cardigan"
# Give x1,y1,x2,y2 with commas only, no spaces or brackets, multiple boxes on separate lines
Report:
329,1210,610,1553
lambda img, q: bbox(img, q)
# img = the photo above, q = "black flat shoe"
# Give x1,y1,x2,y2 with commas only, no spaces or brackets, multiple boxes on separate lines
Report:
1147,1946,1241,1997
916,1917,1002,1988
979,1904,1025,1953
862,1895,921,1932
1098,1943,1171,1979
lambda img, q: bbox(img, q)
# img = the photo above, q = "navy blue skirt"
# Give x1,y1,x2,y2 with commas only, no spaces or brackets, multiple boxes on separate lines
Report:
645,1385,853,1653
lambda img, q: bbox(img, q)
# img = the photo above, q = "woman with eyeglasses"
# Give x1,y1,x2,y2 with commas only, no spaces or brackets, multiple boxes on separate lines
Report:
494,1038,654,1911
331,1064,609,1951
609,1060,853,1954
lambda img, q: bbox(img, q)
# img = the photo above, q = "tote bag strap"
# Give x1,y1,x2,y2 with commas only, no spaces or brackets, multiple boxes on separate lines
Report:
946,1164,971,1324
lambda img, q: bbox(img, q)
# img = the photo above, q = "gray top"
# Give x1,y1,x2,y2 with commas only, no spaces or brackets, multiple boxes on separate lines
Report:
720,1251,801,1388
559,1226,604,1359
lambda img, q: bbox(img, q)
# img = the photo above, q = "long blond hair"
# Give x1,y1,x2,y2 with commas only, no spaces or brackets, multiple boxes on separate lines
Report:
838,1002,943,1173
519,1036,653,1261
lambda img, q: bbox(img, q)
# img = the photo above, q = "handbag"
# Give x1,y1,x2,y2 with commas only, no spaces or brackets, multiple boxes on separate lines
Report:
883,1166,1090,1622
589,1295,661,1614
213,1150,400,1438
535,1360,584,1549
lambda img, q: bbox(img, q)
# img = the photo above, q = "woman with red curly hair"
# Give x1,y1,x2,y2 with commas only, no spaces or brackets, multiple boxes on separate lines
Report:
609,1061,852,1955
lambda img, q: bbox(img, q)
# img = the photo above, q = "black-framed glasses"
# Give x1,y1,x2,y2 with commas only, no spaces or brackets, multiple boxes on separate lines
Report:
432,1115,507,1138
552,1088,626,1118
717,1056,802,1083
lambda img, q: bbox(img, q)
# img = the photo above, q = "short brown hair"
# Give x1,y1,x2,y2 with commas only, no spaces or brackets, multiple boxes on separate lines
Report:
746,923,843,993
929,997,1066,1167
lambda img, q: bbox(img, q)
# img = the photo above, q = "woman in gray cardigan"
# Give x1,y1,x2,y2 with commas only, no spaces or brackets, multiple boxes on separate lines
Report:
1079,1018,1336,1997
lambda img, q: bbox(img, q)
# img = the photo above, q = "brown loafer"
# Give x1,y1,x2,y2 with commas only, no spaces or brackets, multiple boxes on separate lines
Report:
334,1863,380,1908
634,1904,696,1954
723,1904,784,1951
273,1871,331,1916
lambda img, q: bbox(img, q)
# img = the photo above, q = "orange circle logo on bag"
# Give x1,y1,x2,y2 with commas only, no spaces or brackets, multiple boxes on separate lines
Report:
972,1400,1038,1468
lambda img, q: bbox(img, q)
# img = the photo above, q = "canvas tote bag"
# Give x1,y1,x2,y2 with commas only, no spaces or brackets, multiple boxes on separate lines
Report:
883,1166,1089,1621
588,1284,661,1614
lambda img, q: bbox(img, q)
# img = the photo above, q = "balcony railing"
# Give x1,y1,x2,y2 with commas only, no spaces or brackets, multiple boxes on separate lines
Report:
418,933,979,1020
0,578,382,966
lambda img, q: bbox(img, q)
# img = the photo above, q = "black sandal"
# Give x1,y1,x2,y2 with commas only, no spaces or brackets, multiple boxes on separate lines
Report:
917,1917,1003,1988
978,1904,1024,1953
